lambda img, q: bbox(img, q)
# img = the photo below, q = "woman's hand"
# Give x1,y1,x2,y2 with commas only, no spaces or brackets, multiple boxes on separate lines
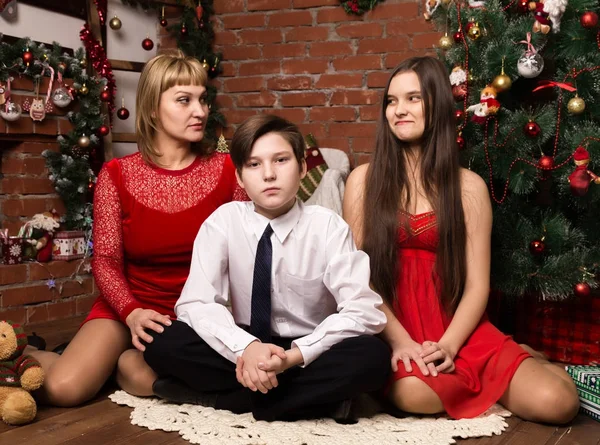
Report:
125,308,172,351
391,339,438,377
420,340,456,374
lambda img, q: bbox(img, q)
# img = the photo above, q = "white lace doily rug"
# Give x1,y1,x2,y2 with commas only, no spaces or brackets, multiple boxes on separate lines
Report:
109,390,511,445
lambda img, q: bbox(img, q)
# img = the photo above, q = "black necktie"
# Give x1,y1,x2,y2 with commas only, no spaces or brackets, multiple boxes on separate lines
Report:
250,224,274,343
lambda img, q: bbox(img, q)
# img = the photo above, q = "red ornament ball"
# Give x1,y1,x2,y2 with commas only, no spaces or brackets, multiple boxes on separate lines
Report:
538,155,554,170
117,107,130,120
142,38,154,51
517,0,529,13
181,25,188,36
574,282,591,298
100,90,111,102
160,18,168,27
98,125,110,137
456,134,465,150
524,121,541,138
580,11,599,28
453,31,463,43
455,109,464,121
22,50,34,65
465,21,475,32
529,239,546,255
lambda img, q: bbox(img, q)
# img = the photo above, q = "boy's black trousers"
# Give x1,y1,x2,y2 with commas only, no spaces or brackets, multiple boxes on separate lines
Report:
143,320,390,421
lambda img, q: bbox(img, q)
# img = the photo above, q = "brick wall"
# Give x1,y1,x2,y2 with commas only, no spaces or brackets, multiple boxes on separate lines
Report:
0,140,97,325
210,0,439,166
1,75,95,325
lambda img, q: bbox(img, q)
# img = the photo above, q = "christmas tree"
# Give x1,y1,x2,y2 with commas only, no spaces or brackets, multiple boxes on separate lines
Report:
428,0,600,302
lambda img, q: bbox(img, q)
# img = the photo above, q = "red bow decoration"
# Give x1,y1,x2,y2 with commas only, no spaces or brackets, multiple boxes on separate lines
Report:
532,80,577,93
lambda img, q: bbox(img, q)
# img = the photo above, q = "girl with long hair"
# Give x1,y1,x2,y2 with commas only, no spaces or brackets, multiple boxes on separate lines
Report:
343,56,580,423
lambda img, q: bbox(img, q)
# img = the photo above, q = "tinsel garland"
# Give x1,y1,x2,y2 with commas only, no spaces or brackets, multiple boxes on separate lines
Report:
340,0,385,15
93,0,107,25
0,36,105,232
80,24,116,121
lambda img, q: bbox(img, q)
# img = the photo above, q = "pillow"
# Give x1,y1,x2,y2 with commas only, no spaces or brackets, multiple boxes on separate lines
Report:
297,134,329,202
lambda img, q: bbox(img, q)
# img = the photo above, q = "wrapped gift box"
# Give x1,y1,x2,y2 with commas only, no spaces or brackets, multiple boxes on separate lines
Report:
1,236,24,264
566,365,600,421
52,230,85,261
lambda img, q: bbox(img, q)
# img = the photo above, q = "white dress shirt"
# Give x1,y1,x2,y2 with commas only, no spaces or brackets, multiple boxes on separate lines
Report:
175,200,386,366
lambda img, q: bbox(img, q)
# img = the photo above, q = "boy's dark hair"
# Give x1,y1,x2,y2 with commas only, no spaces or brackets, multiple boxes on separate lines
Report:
230,115,305,173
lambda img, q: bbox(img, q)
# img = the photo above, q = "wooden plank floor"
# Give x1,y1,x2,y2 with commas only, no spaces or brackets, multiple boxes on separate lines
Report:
0,317,597,444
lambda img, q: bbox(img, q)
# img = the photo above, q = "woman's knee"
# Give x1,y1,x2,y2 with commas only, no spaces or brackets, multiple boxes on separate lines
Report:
42,370,99,407
390,377,444,414
540,380,580,424
116,350,156,395
523,379,580,424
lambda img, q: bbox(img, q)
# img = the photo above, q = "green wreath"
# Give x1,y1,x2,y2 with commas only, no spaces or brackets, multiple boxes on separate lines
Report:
340,0,385,15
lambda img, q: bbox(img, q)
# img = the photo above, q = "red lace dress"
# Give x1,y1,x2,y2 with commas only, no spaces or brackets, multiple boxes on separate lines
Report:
87,152,247,324
391,211,530,419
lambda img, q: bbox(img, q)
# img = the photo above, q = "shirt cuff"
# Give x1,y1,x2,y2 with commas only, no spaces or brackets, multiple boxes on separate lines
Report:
230,330,260,359
291,338,325,367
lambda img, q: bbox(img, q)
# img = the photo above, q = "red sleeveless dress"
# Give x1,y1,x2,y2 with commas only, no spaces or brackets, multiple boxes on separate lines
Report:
391,211,530,419
86,152,247,324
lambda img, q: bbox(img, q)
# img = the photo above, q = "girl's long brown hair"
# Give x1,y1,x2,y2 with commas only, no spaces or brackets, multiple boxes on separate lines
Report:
362,56,466,314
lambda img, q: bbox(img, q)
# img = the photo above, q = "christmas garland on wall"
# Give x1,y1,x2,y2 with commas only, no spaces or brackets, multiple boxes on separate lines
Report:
0,36,106,233
340,0,386,15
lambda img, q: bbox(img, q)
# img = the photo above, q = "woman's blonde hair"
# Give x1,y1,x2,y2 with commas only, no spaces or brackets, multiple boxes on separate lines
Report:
135,50,209,164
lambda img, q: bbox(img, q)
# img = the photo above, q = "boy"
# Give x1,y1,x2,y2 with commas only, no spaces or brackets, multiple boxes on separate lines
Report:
144,115,389,422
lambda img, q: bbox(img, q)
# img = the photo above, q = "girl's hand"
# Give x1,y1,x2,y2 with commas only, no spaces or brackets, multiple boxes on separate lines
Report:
391,339,436,377
420,340,456,374
125,308,172,351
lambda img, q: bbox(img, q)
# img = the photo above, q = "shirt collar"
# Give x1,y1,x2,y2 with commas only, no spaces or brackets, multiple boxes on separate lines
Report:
248,199,303,244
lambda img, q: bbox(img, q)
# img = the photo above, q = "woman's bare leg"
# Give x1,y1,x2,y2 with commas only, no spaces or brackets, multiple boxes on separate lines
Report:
388,376,445,415
115,349,157,396
499,357,579,424
30,319,130,407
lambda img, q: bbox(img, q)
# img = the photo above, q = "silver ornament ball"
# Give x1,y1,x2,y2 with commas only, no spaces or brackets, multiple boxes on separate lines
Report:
0,102,22,121
517,52,544,78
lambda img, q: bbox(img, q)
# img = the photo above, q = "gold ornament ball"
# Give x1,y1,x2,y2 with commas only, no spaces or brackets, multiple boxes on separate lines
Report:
201,59,210,71
109,16,122,30
492,73,512,92
79,84,89,95
80,58,87,68
567,96,586,115
467,24,481,40
438,35,453,50
78,135,91,148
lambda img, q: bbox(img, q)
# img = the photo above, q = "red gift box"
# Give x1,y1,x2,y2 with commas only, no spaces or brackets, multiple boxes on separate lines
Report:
515,292,600,365
1,236,25,265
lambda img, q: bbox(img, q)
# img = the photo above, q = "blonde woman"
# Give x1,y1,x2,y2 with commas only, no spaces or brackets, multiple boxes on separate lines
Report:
29,51,247,407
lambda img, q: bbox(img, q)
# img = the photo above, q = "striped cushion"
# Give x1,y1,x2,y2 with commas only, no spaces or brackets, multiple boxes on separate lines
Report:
297,145,329,202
